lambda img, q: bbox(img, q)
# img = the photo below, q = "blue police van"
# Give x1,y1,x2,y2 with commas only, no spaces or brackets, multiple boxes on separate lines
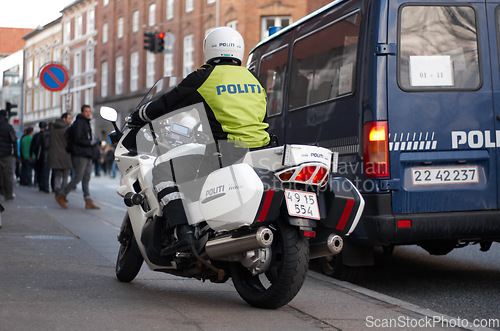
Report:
248,0,500,279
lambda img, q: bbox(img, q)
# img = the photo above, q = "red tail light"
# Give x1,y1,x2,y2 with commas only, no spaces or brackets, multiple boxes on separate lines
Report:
276,164,330,186
295,166,316,182
312,167,328,184
278,170,295,181
363,121,389,178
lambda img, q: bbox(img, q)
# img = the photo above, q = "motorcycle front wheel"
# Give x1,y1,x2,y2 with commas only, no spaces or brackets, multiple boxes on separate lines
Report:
230,220,309,309
116,213,144,282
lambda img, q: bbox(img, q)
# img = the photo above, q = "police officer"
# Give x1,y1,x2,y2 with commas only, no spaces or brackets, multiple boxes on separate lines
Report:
130,27,270,254
0,110,18,201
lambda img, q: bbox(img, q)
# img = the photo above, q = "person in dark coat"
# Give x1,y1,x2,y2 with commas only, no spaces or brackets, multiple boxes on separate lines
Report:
19,126,35,186
0,110,18,201
49,112,73,195
30,121,51,193
55,105,100,210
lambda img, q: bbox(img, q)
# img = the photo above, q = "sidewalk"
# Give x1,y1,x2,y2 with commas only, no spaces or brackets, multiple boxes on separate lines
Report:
0,182,476,330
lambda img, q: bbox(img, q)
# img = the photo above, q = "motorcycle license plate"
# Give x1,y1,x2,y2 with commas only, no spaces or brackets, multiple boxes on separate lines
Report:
285,189,320,220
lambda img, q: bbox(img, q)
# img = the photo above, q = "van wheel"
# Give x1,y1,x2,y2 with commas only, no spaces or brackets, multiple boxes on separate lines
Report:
318,253,360,283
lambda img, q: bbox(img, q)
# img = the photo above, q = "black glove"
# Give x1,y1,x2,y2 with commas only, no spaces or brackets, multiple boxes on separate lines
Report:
127,111,146,127
127,103,150,127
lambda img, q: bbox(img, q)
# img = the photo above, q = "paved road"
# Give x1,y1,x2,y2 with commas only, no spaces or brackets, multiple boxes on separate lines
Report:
0,177,495,330
356,243,500,324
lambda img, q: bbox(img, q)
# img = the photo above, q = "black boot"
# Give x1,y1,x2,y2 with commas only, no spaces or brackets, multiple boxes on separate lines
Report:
160,224,194,256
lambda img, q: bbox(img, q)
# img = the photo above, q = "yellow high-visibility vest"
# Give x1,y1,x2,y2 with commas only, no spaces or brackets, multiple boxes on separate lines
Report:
198,66,270,148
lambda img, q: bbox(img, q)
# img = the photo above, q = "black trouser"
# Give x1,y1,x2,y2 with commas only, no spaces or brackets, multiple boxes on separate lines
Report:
152,154,218,229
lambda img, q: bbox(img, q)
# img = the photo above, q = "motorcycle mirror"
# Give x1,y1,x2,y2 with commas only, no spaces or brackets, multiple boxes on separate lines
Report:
100,106,118,122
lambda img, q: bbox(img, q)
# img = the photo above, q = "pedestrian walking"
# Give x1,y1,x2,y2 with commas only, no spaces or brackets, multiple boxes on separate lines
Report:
49,112,73,196
0,109,18,201
55,105,100,209
19,127,35,186
101,142,115,176
30,121,51,193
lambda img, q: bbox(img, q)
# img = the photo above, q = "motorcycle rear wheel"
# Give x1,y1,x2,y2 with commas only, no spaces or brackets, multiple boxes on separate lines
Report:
116,214,144,282
230,220,309,309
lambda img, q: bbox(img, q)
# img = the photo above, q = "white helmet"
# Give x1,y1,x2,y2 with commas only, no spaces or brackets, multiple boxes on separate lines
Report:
203,27,245,65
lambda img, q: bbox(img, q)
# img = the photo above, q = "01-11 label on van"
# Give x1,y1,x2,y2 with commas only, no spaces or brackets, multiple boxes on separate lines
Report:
411,166,479,185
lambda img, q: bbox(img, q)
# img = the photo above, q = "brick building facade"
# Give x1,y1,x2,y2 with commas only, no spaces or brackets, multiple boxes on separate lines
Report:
60,0,98,116
93,0,331,139
20,0,331,137
22,18,63,128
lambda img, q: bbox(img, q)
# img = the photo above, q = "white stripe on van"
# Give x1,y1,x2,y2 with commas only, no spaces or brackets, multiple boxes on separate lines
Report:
389,131,437,151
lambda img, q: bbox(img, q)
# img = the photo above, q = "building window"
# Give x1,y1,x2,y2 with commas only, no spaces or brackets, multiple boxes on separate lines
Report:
164,52,174,77
27,59,33,79
73,89,81,113
76,15,83,38
148,3,156,26
34,90,39,111
45,89,50,109
101,61,108,97
86,48,94,72
118,17,124,39
103,0,109,6
116,56,124,95
207,0,215,4
166,0,174,20
87,9,95,33
261,16,291,40
146,52,156,87
64,21,71,43
84,89,91,106
185,0,194,13
103,23,108,44
74,52,81,76
130,52,139,92
26,90,32,113
226,20,237,30
132,11,139,33
183,34,194,77
52,91,59,108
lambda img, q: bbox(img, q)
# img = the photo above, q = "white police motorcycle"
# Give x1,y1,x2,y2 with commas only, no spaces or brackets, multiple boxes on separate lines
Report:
100,77,364,309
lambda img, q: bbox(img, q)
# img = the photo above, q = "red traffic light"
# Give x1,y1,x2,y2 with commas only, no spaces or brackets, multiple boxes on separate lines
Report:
158,32,165,39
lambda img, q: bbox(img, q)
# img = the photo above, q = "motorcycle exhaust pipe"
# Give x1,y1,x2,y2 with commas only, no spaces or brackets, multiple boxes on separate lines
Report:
205,227,273,261
309,234,343,259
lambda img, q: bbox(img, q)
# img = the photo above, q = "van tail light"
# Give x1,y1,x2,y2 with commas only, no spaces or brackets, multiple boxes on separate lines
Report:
363,121,390,178
276,164,329,186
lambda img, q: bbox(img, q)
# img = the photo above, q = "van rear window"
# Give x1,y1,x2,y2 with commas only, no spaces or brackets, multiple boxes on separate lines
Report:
399,5,480,91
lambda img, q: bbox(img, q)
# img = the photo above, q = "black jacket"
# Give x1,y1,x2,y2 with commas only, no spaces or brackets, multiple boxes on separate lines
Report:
143,62,270,148
0,115,18,158
69,114,95,159
30,129,50,163
49,118,72,169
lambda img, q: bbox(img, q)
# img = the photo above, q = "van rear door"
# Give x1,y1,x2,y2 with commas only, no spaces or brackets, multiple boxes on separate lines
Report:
386,1,498,214
486,0,500,208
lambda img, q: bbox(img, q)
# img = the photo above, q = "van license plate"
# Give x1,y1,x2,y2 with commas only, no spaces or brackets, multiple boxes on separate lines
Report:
285,189,320,220
412,166,479,185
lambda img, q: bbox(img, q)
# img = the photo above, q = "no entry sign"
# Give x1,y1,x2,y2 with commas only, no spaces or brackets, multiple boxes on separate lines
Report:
39,63,69,92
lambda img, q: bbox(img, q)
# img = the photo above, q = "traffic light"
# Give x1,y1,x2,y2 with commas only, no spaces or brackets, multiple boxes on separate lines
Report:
157,32,165,53
144,32,156,52
6,102,17,117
